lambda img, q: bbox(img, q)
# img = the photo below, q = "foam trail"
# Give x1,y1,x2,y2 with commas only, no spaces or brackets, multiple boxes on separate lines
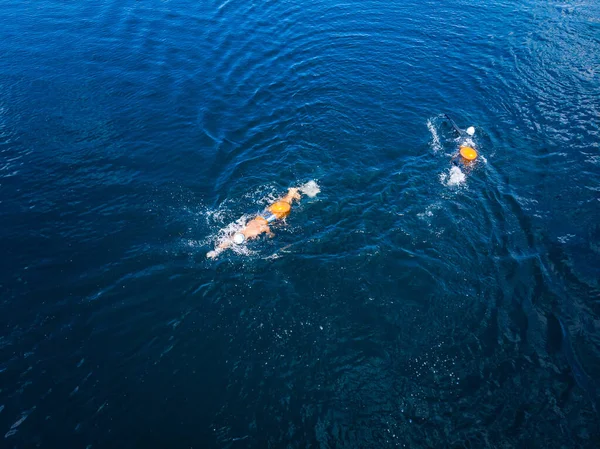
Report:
427,119,442,152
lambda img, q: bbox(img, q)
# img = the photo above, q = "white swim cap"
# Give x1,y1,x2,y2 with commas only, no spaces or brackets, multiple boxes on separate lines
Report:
466,126,475,136
233,232,245,245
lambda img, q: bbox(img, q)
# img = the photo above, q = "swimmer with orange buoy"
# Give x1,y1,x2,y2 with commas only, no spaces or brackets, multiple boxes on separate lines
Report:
445,113,478,162
207,182,319,259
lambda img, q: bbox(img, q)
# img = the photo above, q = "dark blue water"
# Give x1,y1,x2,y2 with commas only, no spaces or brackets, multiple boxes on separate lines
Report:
1,0,599,447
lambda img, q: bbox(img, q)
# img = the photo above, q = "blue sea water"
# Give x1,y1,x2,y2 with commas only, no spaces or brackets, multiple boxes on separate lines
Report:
1,0,599,447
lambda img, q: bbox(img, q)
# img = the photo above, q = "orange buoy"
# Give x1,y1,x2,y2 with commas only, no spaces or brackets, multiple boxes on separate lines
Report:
460,146,478,161
269,201,291,218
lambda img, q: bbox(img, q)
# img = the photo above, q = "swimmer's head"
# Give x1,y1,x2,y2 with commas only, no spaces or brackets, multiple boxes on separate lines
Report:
460,146,478,161
466,126,475,136
269,201,291,219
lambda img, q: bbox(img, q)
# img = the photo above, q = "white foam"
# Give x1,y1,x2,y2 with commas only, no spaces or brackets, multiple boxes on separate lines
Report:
557,234,575,244
246,185,280,207
427,119,442,152
204,207,227,225
299,180,320,198
460,137,475,148
441,166,466,187
213,214,254,257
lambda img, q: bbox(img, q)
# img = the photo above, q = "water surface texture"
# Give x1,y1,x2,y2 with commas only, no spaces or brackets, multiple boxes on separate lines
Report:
1,0,599,447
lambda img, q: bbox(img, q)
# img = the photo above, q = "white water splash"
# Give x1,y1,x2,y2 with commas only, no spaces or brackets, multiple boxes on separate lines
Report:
299,180,320,198
204,207,228,226
459,137,476,148
210,214,255,258
440,166,466,187
427,119,442,152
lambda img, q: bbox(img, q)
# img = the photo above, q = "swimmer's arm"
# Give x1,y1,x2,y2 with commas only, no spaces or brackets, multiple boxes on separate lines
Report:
207,239,233,259
259,222,274,238
281,188,301,203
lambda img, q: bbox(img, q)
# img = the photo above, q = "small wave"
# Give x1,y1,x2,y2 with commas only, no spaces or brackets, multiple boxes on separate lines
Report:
217,0,233,12
5,406,36,438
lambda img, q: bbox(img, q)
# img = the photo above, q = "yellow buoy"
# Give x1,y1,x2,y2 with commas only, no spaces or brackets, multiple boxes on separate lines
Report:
460,146,478,161
269,201,291,218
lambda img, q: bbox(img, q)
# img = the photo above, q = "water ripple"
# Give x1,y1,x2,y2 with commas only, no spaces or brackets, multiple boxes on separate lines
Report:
0,0,599,447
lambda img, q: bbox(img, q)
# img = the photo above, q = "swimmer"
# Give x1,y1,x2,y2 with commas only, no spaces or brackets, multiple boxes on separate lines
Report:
207,187,304,259
444,114,478,162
